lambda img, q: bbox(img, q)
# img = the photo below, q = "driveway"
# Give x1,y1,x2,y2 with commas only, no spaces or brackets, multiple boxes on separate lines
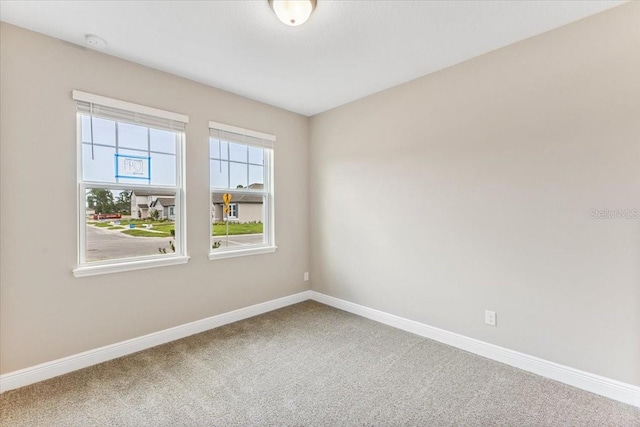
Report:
86,225,172,262
212,233,264,249
86,226,264,262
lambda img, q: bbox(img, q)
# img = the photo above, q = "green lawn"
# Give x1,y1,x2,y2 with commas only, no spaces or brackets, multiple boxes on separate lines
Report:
89,219,175,237
92,222,113,228
151,223,175,233
119,219,171,227
122,229,172,238
90,219,262,238
212,222,263,236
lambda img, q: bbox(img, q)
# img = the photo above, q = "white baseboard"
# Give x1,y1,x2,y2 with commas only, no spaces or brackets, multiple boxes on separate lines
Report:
3,289,638,409
308,291,640,408
0,290,312,393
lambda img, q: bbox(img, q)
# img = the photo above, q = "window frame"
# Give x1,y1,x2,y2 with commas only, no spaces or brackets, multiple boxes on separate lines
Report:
72,91,189,277
208,121,276,260
227,203,238,220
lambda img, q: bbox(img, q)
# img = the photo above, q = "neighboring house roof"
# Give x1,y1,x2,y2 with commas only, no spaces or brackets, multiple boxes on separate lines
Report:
137,204,149,209
212,193,262,204
133,191,173,197
212,183,264,204
151,197,175,208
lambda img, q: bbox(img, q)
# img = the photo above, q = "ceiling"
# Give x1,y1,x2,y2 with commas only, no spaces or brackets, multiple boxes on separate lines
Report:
0,1,624,116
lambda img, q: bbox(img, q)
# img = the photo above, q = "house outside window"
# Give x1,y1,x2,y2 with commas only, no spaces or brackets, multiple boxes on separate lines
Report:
73,91,189,277
227,203,238,219
209,121,276,259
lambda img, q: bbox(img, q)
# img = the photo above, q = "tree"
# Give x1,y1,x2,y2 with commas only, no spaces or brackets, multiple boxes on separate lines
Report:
87,189,116,214
115,190,132,214
149,208,160,220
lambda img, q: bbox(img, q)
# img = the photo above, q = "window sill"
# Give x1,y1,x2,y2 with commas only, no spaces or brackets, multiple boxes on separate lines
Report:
73,255,190,278
208,246,277,261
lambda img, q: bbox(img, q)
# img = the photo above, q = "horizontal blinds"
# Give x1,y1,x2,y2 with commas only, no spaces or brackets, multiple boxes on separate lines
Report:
74,91,188,132
209,123,275,149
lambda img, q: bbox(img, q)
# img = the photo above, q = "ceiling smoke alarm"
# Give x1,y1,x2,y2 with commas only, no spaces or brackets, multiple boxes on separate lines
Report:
85,34,107,49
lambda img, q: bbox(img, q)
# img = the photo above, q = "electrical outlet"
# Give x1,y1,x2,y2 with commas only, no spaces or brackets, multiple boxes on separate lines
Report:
304,272,309,281
485,310,497,326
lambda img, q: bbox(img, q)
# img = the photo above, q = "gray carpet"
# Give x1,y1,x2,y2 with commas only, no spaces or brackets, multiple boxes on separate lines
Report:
1,301,638,426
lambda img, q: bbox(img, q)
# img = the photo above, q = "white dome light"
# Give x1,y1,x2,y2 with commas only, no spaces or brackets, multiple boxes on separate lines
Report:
269,0,317,27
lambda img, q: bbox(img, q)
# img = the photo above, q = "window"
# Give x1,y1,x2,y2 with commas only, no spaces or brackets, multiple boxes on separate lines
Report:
227,203,238,219
73,91,189,277
209,121,275,259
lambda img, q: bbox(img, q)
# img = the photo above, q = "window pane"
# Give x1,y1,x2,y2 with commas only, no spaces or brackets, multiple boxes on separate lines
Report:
229,142,247,162
109,149,175,186
82,144,116,183
230,162,248,189
248,147,264,165
118,177,147,186
210,139,229,160
81,116,116,146
119,122,148,150
84,188,176,263
149,152,177,186
117,149,151,184
210,160,229,188
150,128,176,154
211,191,264,251
249,165,264,187
118,148,148,157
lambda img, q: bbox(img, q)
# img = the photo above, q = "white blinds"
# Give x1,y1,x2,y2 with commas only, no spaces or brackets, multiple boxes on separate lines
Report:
73,91,188,132
209,121,275,149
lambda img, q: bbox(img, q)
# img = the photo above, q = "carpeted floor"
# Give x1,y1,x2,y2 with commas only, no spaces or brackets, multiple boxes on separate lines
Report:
1,301,639,426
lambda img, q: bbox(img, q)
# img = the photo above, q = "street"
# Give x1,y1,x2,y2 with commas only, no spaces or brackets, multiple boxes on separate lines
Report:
86,225,174,262
212,233,264,249
86,225,264,262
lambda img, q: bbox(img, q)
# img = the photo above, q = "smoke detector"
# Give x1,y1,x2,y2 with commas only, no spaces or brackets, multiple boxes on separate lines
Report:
85,34,107,49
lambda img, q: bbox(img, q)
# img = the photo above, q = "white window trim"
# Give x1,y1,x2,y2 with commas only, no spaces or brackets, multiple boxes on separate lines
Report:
73,91,189,277
208,121,275,143
73,91,189,124
227,203,238,220
208,246,277,261
73,255,190,278
209,122,276,260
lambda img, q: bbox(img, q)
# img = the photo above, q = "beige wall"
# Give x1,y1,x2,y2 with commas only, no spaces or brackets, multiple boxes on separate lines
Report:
0,23,310,373
310,3,640,386
236,203,263,223
2,4,639,387
212,203,263,223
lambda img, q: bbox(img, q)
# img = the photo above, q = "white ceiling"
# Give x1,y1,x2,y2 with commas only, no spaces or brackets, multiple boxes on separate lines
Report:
0,0,624,116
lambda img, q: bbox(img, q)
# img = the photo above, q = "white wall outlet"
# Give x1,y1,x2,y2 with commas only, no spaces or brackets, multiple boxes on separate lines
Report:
485,310,497,326
304,272,309,281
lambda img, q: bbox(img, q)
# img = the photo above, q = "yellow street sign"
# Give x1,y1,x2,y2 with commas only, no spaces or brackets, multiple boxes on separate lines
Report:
223,193,232,205
224,207,230,214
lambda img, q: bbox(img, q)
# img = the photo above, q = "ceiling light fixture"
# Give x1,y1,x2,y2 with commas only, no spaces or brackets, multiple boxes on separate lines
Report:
269,0,317,27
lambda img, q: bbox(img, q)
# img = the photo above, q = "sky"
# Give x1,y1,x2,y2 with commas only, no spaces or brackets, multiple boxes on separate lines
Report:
81,115,265,193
